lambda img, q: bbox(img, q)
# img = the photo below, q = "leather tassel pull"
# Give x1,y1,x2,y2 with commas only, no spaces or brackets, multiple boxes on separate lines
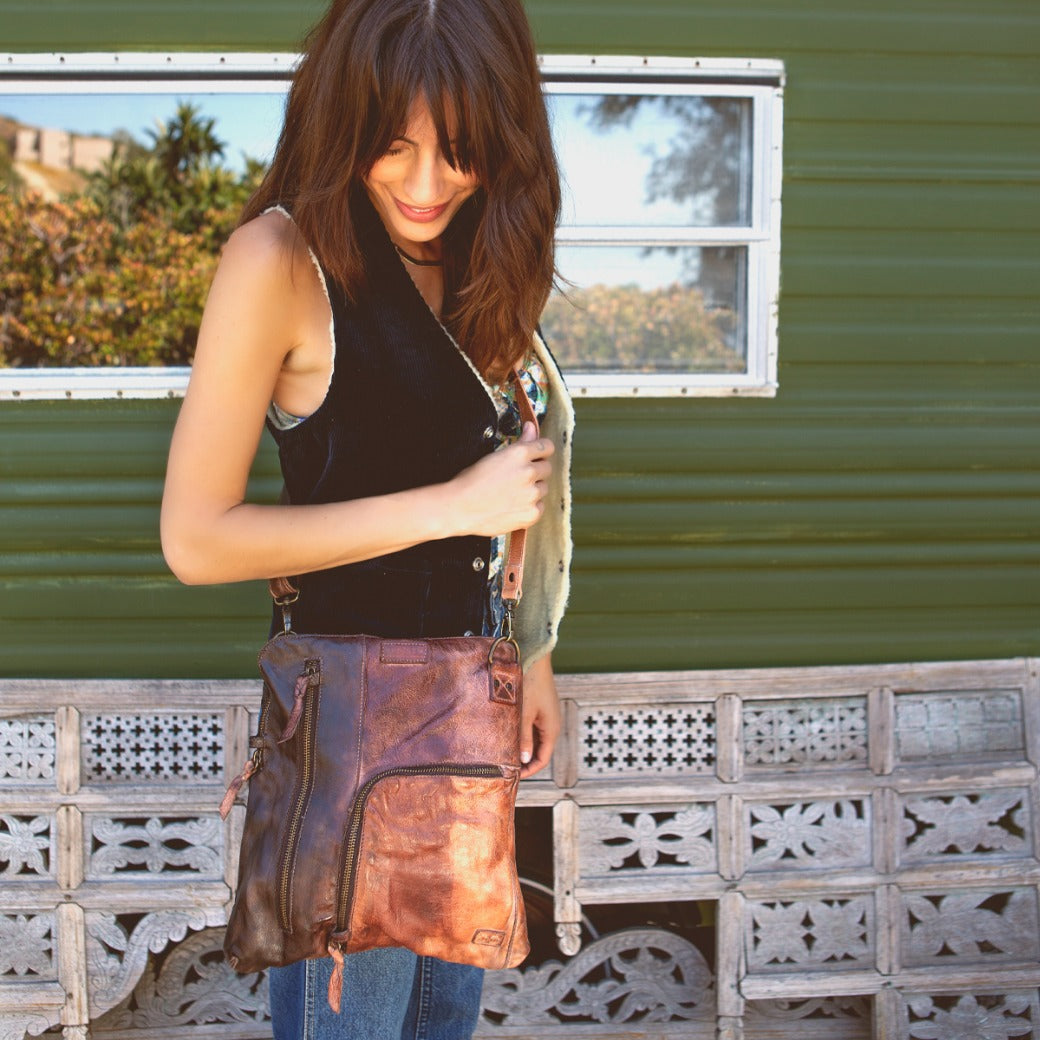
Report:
219,757,257,820
327,940,346,1013
278,664,318,743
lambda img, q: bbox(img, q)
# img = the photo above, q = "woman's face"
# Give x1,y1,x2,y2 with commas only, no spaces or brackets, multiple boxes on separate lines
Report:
363,98,480,258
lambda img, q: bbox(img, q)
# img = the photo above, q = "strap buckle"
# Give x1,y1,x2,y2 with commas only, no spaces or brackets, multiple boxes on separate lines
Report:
274,588,299,635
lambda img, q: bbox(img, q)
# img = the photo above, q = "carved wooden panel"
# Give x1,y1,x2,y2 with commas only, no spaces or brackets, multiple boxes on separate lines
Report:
84,814,223,879
901,887,1040,967
80,712,225,783
90,927,268,1036
0,912,57,980
84,909,225,1018
0,716,56,784
894,689,1024,762
745,798,872,872
745,895,875,973
0,814,54,879
2,659,1038,1040
481,927,715,1031
901,990,1040,1040
898,788,1032,866
578,704,716,777
742,697,868,770
580,803,716,878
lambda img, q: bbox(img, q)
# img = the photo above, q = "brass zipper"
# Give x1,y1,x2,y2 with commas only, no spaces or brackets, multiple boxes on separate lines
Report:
252,678,275,767
334,763,504,936
276,659,320,932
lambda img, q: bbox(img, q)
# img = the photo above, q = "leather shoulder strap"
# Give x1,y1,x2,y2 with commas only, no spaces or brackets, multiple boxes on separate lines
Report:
499,366,539,606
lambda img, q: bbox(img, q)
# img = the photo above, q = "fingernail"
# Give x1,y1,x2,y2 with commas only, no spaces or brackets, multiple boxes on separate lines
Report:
520,750,531,764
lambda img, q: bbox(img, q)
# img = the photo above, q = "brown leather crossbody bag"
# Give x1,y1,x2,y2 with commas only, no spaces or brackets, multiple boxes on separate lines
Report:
219,374,537,1011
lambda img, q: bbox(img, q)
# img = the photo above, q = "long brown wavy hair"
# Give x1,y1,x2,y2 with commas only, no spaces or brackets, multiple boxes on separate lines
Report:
242,0,561,382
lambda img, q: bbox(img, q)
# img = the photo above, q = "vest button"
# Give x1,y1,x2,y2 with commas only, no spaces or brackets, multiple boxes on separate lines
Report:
482,425,495,440
472,557,486,572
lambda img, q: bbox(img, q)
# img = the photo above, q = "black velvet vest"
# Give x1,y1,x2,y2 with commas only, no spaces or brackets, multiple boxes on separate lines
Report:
266,194,500,639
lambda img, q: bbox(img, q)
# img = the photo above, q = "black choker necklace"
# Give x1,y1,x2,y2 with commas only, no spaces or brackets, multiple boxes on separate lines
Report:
393,242,443,267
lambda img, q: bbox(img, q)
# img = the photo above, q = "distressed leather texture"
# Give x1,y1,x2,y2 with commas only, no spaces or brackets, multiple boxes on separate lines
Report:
223,633,529,975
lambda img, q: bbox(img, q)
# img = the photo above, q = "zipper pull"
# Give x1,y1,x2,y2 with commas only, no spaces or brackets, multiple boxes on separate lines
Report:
219,754,258,819
278,660,319,743
326,937,346,1013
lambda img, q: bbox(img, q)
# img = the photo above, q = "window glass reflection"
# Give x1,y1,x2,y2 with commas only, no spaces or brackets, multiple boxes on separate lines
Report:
0,92,284,180
542,245,747,373
0,84,755,377
550,93,753,228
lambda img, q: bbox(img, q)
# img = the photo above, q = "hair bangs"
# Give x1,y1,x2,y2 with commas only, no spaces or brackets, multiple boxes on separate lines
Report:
357,28,424,173
241,0,560,379
413,42,485,181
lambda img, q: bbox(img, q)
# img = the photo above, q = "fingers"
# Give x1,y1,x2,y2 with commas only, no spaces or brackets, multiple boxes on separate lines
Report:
517,422,554,459
519,664,561,779
519,716,555,779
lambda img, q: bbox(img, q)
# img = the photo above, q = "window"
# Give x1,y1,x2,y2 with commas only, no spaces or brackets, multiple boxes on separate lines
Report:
0,53,783,400
542,57,784,397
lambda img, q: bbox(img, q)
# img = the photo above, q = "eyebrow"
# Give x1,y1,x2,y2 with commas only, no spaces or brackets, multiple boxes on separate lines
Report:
392,135,460,146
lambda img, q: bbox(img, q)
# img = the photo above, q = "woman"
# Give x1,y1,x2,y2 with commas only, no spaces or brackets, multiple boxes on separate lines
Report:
160,0,572,1036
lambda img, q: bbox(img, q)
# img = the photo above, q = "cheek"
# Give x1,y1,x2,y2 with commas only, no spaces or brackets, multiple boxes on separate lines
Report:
363,159,393,189
456,173,480,197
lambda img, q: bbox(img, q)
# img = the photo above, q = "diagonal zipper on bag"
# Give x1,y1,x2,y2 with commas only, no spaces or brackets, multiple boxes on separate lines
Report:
333,763,505,937
276,660,320,932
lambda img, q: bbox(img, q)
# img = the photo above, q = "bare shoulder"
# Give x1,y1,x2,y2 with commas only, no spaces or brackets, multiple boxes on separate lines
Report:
218,209,309,291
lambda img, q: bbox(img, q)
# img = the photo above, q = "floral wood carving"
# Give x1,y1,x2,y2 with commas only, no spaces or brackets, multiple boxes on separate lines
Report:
0,716,55,784
746,896,874,972
0,912,56,978
85,909,224,1017
91,926,268,1032
902,888,1040,966
748,995,871,1022
86,815,223,878
0,814,52,878
480,927,713,1027
743,698,868,769
746,798,871,871
903,991,1039,1040
580,805,715,875
0,1014,58,1040
900,790,1030,863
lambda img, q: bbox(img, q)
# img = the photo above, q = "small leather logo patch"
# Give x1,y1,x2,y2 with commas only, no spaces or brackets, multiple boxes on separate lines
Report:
379,641,429,665
472,929,505,947
490,665,521,705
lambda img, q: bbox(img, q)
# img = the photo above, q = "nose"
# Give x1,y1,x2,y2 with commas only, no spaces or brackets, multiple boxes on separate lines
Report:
403,149,445,206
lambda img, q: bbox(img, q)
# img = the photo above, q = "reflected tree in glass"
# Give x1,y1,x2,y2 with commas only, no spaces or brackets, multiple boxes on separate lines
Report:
580,94,751,228
542,94,751,374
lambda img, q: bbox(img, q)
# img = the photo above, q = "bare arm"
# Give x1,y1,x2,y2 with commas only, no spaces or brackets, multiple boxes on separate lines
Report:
161,216,553,586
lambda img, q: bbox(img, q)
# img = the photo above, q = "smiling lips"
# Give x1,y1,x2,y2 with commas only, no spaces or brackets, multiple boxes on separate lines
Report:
393,197,450,223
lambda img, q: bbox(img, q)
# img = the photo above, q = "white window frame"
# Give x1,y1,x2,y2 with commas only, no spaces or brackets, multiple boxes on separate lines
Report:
0,52,783,401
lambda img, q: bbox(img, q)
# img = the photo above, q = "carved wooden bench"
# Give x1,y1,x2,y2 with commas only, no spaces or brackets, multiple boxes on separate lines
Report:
2,658,1037,1039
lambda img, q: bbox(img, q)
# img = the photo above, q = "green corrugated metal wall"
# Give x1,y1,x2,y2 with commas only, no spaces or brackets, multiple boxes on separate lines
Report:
2,1,1038,678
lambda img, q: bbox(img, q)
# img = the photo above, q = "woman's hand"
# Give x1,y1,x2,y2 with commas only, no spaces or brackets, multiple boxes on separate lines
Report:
446,422,554,537
520,653,561,779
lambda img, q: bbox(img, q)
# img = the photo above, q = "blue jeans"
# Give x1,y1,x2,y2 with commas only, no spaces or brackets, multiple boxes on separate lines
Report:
268,949,484,1039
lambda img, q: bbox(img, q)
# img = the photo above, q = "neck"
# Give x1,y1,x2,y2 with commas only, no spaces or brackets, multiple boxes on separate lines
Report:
393,241,443,267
